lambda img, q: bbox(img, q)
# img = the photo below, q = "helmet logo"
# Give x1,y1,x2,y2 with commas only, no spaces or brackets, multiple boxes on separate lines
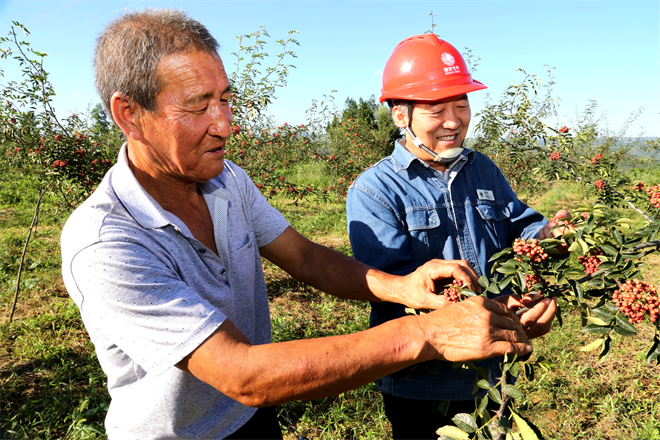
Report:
441,52,455,66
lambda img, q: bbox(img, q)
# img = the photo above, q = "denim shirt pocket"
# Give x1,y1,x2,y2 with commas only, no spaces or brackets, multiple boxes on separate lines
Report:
404,208,441,262
475,201,511,256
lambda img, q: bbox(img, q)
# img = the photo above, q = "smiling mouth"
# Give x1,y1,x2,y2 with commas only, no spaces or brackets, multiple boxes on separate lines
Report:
437,134,457,141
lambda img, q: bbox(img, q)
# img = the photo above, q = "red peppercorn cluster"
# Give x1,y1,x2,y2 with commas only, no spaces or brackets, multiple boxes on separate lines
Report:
594,179,605,190
558,126,569,133
578,249,602,274
525,273,547,292
443,279,467,303
646,185,660,208
633,182,645,191
513,238,548,263
549,151,561,161
591,153,603,164
613,279,660,324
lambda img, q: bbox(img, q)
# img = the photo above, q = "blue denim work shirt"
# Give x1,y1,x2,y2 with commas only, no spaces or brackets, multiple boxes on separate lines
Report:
346,140,547,400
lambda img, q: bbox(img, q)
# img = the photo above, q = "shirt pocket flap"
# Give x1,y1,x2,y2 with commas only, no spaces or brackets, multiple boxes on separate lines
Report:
476,203,511,221
405,208,440,231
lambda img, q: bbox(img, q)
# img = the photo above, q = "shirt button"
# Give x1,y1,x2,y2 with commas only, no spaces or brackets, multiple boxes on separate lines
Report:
221,269,227,275
248,242,252,248
199,249,206,254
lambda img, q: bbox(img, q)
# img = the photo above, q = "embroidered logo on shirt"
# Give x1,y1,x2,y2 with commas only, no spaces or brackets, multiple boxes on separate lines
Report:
477,189,495,201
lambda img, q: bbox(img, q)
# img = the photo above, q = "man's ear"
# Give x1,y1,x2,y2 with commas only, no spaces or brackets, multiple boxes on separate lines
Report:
391,105,408,129
110,92,146,142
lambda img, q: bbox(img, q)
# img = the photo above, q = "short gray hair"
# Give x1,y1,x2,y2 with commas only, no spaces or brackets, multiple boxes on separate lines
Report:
94,8,219,121
387,99,411,125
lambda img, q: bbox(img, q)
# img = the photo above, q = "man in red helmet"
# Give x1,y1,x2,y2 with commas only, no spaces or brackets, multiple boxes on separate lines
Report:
347,34,567,438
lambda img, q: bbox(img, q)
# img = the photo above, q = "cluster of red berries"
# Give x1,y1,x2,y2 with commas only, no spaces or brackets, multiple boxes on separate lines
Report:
525,273,547,292
443,279,468,303
591,153,603,164
613,279,659,324
558,126,569,133
594,179,605,190
232,125,241,135
633,182,645,191
646,185,660,209
52,159,68,168
578,249,602,274
513,238,548,263
549,151,561,161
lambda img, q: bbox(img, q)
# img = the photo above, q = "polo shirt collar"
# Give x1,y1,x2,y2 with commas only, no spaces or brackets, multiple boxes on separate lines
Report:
110,143,229,231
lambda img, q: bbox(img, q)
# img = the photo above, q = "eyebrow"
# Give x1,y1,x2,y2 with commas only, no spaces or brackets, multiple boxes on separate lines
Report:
184,85,232,106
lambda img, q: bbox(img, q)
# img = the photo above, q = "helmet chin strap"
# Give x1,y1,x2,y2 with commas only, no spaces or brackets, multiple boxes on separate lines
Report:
405,103,464,164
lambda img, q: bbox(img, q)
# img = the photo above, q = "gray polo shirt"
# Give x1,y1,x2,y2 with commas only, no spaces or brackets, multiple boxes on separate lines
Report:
61,145,289,439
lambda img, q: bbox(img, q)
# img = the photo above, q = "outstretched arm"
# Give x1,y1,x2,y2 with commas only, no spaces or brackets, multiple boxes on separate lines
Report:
259,226,480,310
177,295,531,407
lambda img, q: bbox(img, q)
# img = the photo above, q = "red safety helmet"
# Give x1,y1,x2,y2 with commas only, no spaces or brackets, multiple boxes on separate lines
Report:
380,34,486,103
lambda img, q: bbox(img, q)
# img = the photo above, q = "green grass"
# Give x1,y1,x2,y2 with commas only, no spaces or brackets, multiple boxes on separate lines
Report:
2,170,660,440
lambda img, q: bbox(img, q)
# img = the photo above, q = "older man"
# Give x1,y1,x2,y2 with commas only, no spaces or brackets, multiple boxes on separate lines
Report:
61,10,534,439
347,34,565,439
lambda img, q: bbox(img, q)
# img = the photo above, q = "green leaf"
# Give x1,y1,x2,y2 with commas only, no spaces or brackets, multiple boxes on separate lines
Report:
436,425,469,439
477,379,491,390
478,275,490,288
613,315,638,336
612,218,634,226
486,283,501,294
577,238,590,254
438,400,450,417
477,395,489,417
488,387,502,404
523,363,535,381
510,410,542,440
599,336,612,361
503,384,524,399
497,265,521,274
600,244,618,256
586,316,609,326
580,338,605,352
452,413,478,433
582,324,612,335
489,247,512,262
646,336,660,365
591,307,615,322
569,279,584,302
509,361,520,377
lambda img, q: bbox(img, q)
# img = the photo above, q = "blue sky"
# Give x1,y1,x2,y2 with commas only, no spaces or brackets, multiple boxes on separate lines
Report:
1,0,658,136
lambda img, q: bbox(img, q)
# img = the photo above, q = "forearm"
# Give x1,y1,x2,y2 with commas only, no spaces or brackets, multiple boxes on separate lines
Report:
260,227,399,303
178,314,428,407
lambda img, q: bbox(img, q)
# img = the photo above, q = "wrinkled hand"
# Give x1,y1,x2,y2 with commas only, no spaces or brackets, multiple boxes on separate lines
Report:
496,294,557,339
419,296,532,363
393,259,481,310
539,209,571,254
539,209,572,240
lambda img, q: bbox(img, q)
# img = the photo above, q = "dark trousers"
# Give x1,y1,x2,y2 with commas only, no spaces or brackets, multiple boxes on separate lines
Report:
226,406,283,440
383,393,499,440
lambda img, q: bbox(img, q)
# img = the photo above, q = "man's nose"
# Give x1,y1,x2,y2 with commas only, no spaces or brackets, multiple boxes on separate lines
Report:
208,102,232,138
442,109,460,130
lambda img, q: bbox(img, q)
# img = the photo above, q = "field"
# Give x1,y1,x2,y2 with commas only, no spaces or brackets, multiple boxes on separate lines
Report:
1,167,659,440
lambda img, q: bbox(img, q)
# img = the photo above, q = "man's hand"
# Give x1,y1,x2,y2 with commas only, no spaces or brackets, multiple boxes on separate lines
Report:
391,259,481,310
496,294,557,339
539,209,572,240
419,296,533,363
